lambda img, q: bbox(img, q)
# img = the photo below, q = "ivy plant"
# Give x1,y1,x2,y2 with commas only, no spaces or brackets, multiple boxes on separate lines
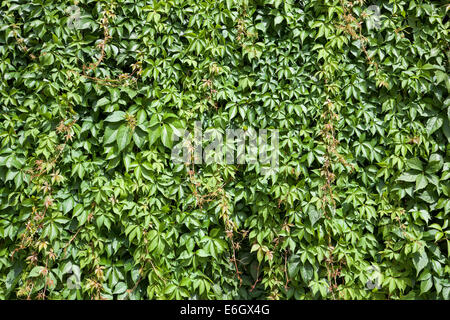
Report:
0,0,449,300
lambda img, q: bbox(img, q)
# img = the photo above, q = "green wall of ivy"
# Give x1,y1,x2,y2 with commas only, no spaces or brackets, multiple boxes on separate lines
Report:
0,0,449,300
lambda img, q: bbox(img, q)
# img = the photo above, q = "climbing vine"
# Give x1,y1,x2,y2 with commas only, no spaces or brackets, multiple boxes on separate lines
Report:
0,0,449,300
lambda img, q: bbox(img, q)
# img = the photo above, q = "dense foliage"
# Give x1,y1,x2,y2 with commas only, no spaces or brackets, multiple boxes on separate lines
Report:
0,0,449,300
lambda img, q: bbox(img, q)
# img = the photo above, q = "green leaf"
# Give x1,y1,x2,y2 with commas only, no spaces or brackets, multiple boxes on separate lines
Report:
148,126,161,146
420,278,433,294
161,124,173,148
110,88,121,102
426,154,443,174
62,197,74,214
95,97,110,108
274,15,283,26
288,259,300,279
116,124,131,151
229,105,237,120
308,205,320,226
29,266,44,277
5,264,22,293
73,204,83,217
257,248,264,263
113,282,127,295
105,111,126,123
435,70,447,85
426,116,443,135
197,249,209,257
133,127,147,149
406,158,423,171
300,263,314,282
412,250,428,276
397,172,418,182
104,124,119,145
39,53,54,66
415,174,428,191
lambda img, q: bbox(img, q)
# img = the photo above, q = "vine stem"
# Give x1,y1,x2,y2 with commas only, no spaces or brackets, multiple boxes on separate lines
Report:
62,227,82,259
249,263,260,292
284,249,290,291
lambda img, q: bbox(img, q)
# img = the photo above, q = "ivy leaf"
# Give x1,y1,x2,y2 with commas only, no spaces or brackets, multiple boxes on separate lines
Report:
95,97,110,108
39,53,54,66
62,197,74,214
104,124,120,145
148,126,161,146
426,154,443,174
29,266,44,277
308,205,320,226
116,125,131,151
415,174,428,191
113,282,127,295
5,264,22,294
300,263,314,282
426,116,443,136
418,190,436,204
288,259,300,279
406,158,423,171
274,15,283,26
412,250,428,276
161,124,173,148
397,172,418,182
435,70,447,84
133,127,147,149
110,88,121,102
420,278,433,294
1,0,448,301
197,249,209,257
105,111,126,123
229,105,237,120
